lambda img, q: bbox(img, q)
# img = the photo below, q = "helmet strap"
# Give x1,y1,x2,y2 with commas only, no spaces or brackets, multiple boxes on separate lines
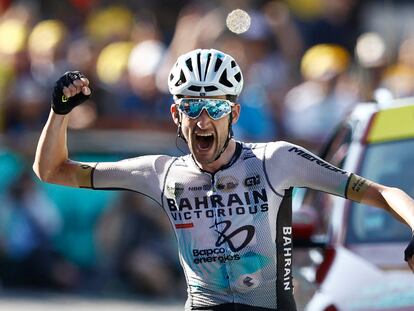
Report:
177,122,186,142
175,112,189,156
176,111,187,143
213,113,233,162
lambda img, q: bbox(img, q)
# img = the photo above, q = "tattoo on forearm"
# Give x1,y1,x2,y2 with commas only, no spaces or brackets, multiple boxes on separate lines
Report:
352,176,367,192
347,174,372,201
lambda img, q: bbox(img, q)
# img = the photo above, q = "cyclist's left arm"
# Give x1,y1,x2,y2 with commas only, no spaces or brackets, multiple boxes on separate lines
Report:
346,174,414,272
266,141,414,271
346,174,414,228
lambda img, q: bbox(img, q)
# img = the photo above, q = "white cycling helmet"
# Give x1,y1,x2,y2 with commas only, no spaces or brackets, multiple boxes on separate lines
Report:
168,48,243,97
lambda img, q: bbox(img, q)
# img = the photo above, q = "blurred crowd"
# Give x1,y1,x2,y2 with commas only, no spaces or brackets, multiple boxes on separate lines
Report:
1,0,414,300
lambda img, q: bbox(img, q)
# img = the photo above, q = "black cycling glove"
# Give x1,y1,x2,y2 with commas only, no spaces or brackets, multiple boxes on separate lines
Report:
404,234,414,262
51,71,90,115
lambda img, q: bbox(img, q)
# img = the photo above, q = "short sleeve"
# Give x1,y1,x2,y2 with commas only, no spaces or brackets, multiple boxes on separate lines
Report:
92,155,173,204
264,141,351,197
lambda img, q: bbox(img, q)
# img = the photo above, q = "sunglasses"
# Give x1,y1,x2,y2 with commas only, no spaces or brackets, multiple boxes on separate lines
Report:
176,98,234,120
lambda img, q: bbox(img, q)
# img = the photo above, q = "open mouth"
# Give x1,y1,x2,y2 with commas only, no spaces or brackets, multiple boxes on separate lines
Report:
195,133,214,150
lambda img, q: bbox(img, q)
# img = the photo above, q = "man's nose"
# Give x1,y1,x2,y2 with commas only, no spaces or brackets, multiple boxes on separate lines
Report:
196,109,212,128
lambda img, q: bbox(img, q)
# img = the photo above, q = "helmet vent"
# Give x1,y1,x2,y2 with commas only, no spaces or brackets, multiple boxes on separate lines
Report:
219,71,233,87
204,53,212,79
175,70,187,86
214,58,223,71
197,52,202,80
168,49,243,96
188,85,202,92
204,86,218,92
185,58,193,72
234,72,241,82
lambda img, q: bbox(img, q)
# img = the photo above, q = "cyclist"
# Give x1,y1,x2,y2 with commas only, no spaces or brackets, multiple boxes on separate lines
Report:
34,49,414,311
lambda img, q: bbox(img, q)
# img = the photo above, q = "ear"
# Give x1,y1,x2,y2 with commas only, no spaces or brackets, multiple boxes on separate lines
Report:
231,103,241,124
170,104,179,125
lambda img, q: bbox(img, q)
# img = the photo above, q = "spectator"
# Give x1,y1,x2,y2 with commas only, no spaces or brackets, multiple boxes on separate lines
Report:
0,171,79,289
282,44,359,149
96,192,185,297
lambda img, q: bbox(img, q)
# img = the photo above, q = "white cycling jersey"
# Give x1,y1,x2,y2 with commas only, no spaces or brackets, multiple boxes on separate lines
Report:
92,141,352,311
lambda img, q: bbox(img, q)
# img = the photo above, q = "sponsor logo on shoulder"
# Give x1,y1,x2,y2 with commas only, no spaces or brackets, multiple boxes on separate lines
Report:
188,184,211,191
244,175,261,188
175,162,188,167
166,182,184,198
216,176,239,192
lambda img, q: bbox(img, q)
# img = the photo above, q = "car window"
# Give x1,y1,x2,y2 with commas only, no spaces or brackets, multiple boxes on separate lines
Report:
347,139,414,244
319,122,353,168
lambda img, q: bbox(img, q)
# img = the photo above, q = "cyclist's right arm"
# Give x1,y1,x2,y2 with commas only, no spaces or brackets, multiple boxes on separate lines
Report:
33,72,93,188
33,111,94,188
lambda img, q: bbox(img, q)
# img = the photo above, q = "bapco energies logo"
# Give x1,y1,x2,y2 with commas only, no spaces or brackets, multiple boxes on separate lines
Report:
192,220,255,265
210,219,255,252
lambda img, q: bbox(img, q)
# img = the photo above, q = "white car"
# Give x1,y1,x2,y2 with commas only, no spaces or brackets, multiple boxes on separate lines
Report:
293,98,414,311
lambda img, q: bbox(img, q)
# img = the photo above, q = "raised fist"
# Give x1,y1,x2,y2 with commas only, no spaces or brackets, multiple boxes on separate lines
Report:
51,71,91,115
